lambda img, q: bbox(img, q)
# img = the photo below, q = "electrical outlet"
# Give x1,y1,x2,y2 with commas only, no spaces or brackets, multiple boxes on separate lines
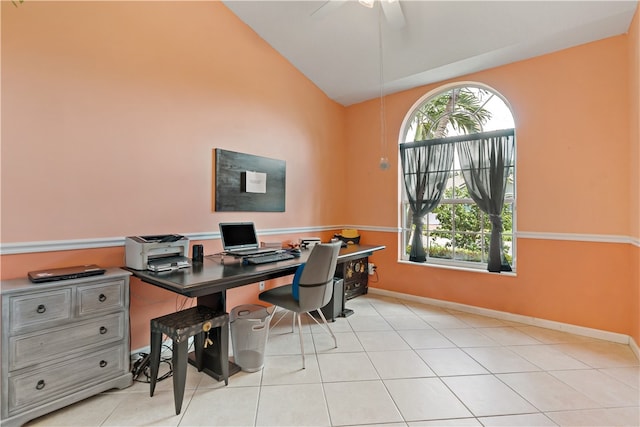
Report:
259,281,265,290
368,263,376,275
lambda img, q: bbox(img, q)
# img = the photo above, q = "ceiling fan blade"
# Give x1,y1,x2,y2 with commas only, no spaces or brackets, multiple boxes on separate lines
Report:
310,0,349,19
380,0,406,29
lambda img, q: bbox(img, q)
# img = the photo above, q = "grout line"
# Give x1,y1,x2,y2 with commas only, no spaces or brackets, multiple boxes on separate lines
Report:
369,287,635,347
125,293,637,427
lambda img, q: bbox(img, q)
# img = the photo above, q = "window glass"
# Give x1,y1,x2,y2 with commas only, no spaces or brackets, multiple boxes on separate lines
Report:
400,85,516,271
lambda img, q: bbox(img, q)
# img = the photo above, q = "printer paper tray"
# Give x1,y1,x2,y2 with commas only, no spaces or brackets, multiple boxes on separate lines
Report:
147,256,191,272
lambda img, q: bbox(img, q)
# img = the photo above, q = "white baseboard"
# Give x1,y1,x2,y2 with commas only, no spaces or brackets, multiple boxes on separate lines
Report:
630,336,640,361
129,293,640,363
368,288,635,347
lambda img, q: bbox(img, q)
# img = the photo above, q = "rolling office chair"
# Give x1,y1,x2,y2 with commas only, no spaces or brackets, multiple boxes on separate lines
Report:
258,242,341,369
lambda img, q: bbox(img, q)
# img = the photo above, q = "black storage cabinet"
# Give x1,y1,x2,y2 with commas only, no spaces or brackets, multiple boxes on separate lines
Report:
334,257,368,300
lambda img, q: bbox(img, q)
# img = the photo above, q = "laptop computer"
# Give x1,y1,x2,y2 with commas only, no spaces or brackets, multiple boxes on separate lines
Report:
28,264,106,283
219,222,277,256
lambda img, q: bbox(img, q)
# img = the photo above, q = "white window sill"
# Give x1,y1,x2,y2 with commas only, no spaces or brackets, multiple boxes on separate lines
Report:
398,259,517,277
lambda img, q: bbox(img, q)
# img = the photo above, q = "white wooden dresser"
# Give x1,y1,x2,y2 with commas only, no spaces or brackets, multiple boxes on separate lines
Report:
1,268,132,426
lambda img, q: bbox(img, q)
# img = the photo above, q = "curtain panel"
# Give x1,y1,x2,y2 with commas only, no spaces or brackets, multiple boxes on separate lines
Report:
457,129,515,272
400,128,515,270
399,142,454,262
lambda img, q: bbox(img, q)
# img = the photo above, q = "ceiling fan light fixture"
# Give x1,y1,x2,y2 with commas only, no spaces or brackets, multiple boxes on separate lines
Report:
359,0,375,8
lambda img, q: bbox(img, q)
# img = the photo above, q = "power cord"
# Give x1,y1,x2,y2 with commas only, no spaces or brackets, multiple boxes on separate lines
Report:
131,343,174,383
131,352,150,380
132,296,196,384
131,296,196,383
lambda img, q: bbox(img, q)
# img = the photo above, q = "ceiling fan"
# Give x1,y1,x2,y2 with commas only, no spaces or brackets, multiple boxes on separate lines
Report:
311,0,406,29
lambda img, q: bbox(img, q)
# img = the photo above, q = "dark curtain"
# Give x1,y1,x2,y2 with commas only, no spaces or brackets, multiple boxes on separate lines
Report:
400,142,454,262
457,129,515,272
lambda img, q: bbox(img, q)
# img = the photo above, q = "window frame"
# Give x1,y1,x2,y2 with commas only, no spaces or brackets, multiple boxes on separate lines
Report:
398,82,517,272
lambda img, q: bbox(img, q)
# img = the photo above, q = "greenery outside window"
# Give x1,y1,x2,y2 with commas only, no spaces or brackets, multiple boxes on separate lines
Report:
400,84,516,271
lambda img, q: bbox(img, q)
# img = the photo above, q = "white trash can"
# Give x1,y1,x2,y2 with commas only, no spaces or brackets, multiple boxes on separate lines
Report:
230,304,272,372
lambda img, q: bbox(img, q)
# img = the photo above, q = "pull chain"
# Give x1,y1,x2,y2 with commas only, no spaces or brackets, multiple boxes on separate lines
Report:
379,5,389,171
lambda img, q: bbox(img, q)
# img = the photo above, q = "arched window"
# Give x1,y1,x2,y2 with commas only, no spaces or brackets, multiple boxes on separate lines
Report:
399,83,516,272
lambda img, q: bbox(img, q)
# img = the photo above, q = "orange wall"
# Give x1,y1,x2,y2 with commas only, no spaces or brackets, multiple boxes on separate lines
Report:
632,8,640,241
348,36,631,236
1,2,638,350
0,2,346,350
346,30,638,342
1,1,347,243
628,6,639,346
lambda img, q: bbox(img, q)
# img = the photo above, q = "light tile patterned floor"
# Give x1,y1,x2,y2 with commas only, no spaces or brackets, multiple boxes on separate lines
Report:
25,294,639,426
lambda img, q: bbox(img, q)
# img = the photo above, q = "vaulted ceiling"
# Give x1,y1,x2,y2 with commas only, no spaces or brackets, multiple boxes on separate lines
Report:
223,1,638,106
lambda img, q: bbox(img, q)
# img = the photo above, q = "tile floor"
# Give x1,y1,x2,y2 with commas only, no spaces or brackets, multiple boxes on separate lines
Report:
26,293,639,426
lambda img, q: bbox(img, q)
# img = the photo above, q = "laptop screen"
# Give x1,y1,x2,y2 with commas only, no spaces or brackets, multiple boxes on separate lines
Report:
219,222,259,252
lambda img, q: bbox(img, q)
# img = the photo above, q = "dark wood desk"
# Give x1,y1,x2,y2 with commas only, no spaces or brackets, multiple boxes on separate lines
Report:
127,244,385,380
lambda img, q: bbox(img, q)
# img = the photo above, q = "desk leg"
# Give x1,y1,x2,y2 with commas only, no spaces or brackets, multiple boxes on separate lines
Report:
193,291,241,379
197,293,225,311
187,324,237,381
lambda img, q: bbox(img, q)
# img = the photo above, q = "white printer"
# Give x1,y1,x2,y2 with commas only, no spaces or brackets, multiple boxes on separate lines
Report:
125,234,190,271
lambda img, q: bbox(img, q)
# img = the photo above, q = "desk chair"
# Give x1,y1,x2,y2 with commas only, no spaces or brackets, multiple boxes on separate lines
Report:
258,242,341,369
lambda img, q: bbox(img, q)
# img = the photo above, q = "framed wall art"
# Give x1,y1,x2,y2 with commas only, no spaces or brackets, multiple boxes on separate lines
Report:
213,149,286,212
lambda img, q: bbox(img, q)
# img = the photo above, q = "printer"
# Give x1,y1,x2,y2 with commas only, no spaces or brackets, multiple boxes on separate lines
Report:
125,234,191,272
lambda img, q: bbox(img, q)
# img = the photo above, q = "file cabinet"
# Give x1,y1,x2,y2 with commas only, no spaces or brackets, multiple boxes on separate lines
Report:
1,268,132,427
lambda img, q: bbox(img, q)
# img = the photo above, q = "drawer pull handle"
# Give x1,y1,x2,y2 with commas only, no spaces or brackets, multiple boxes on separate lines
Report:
99,326,108,335
36,304,46,314
99,360,108,368
36,380,45,390
99,294,107,302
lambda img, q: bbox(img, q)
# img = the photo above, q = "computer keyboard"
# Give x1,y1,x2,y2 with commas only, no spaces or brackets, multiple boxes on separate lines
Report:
243,252,295,265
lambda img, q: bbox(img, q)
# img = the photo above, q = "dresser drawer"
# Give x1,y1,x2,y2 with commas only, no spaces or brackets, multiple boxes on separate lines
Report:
8,344,126,414
8,289,72,334
77,279,125,316
1,269,132,427
9,312,125,370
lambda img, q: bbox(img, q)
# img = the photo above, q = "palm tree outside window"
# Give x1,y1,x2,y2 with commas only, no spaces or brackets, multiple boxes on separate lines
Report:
400,84,516,272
